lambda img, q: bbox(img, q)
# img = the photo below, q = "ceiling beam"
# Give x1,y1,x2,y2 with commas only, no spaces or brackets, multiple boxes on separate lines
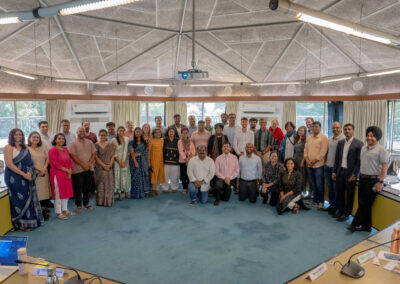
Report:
321,0,345,11
96,34,177,80
0,21,36,46
174,0,188,73
263,23,305,82
309,24,366,73
76,14,179,33
184,34,256,82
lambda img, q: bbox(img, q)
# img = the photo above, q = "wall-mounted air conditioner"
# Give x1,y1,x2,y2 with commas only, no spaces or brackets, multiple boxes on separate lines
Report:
71,103,109,113
242,103,276,114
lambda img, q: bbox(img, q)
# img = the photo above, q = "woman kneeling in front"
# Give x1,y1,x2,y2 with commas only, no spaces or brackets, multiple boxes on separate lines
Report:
277,158,302,214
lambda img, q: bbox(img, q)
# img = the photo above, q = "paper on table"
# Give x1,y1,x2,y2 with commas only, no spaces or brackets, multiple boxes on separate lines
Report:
383,261,399,272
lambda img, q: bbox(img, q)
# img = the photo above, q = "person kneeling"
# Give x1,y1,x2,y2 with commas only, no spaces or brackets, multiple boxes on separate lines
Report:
187,146,215,205
277,158,303,214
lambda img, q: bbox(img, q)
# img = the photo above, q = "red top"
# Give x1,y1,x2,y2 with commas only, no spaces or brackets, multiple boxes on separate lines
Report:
269,126,284,146
85,132,98,143
48,147,74,200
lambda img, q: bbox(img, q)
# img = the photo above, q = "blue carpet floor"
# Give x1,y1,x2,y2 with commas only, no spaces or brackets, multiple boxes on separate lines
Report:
7,193,372,284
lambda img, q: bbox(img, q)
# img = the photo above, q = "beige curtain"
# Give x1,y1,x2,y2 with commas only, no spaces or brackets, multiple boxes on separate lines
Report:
112,101,140,128
343,100,387,144
282,101,297,127
165,102,187,126
225,101,238,115
46,100,66,134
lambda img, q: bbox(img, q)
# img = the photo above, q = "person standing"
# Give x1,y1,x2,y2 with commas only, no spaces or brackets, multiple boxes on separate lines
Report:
348,126,389,232
129,127,150,199
280,122,296,163
106,122,116,142
82,121,98,143
142,123,151,143
28,132,52,221
238,143,262,203
162,127,180,193
39,121,52,152
68,127,96,213
149,128,165,196
187,115,197,137
293,126,307,193
332,124,363,220
269,120,284,151
208,123,229,161
261,151,282,206
213,142,239,206
48,133,74,220
59,119,76,146
205,116,214,134
233,117,255,157
151,116,167,138
255,118,273,164
94,129,116,206
4,128,44,231
187,146,215,205
111,126,131,200
220,113,228,126
323,122,345,213
223,113,239,146
178,128,195,194
304,121,328,209
191,120,211,150
249,118,258,132
124,121,134,140
305,117,314,138
169,114,186,138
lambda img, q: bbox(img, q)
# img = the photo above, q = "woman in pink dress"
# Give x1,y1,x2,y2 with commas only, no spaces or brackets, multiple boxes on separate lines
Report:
48,133,74,220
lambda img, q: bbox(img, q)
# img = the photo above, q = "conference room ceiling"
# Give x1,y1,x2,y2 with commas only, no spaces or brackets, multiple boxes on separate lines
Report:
1,0,400,83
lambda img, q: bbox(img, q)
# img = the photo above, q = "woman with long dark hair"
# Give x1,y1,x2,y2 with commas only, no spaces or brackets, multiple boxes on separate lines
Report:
129,127,150,198
277,158,303,214
279,122,296,163
178,127,195,194
4,128,44,231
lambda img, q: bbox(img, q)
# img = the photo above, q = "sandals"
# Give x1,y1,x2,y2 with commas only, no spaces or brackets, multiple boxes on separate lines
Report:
85,205,94,210
292,204,299,214
125,192,130,199
57,213,68,220
118,192,122,201
20,227,32,232
182,189,187,194
63,211,76,216
76,207,82,214
172,190,177,193
163,190,169,193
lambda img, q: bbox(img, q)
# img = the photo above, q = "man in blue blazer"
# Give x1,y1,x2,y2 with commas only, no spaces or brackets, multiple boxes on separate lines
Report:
332,123,363,221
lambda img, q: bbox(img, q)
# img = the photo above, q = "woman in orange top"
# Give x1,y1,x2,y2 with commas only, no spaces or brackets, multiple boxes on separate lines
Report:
149,128,165,196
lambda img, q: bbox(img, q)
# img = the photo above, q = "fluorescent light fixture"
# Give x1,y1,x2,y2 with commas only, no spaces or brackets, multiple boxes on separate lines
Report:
189,84,233,87
55,79,110,85
2,69,37,80
296,13,392,45
319,77,352,84
0,17,21,24
126,83,170,87
366,68,400,77
250,81,304,86
59,0,138,16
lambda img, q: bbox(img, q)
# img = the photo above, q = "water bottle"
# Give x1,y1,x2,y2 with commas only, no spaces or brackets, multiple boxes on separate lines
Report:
17,248,27,275
46,265,59,284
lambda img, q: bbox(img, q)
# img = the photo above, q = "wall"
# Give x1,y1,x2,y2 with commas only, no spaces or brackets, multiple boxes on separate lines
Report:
237,101,283,126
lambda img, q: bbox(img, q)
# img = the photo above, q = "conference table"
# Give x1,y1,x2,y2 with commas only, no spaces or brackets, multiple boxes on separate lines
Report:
287,221,400,283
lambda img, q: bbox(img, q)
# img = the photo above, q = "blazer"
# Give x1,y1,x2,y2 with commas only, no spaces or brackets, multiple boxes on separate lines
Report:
333,137,363,177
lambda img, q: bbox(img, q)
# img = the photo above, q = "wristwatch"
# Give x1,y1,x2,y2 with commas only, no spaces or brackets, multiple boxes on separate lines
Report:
378,180,384,184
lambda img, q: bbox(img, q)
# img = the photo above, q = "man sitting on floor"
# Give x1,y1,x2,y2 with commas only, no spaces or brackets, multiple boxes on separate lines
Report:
238,143,262,203
187,146,215,205
213,142,239,206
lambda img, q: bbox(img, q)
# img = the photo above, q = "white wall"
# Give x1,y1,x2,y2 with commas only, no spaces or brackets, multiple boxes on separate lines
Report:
237,101,283,127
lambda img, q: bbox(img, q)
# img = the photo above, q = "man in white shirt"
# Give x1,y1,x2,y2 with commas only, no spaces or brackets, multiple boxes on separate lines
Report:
223,113,239,146
39,121,52,152
187,146,215,205
59,119,76,146
233,117,255,157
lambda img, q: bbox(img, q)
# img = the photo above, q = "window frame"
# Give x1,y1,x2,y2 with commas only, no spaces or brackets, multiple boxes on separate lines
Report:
387,100,400,155
186,102,226,123
295,102,328,135
139,102,166,127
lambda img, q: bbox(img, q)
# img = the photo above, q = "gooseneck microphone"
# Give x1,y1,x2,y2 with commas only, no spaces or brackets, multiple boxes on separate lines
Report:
340,238,400,278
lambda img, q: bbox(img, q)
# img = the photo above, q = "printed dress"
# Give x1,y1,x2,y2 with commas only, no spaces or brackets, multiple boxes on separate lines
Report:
129,141,150,198
111,137,131,193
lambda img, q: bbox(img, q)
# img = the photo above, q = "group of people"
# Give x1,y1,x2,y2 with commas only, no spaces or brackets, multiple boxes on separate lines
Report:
4,112,388,234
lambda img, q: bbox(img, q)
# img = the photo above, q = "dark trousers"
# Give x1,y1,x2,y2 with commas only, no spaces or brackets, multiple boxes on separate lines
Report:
352,178,378,229
260,187,279,206
179,163,189,190
239,179,258,203
214,178,234,202
72,170,93,207
336,168,356,216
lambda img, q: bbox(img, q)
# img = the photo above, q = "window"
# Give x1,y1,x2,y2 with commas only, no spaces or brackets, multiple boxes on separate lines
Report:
140,102,165,127
387,100,400,153
296,102,328,135
187,102,226,125
0,101,46,149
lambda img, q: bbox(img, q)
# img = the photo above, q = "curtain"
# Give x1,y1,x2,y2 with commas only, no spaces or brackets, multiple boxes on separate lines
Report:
165,102,187,126
225,101,238,115
343,100,387,144
112,101,140,128
46,100,66,134
328,102,343,137
282,101,296,127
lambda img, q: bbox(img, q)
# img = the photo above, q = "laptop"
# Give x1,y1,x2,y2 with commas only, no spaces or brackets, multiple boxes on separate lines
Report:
0,236,28,280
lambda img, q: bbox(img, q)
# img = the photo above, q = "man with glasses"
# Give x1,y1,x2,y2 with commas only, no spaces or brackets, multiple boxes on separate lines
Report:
59,119,76,145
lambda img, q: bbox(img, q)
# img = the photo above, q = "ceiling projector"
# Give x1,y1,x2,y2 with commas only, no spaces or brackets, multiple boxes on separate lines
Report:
177,69,209,80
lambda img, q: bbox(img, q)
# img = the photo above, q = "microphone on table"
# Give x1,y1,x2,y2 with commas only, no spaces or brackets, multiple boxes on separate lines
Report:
340,238,400,278
15,259,84,284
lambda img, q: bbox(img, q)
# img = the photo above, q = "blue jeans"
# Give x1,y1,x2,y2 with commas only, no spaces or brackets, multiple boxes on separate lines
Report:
188,182,208,204
324,166,336,208
307,166,325,204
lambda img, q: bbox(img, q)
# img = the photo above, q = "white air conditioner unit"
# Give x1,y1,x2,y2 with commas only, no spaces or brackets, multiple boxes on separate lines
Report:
242,104,276,114
72,103,109,113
